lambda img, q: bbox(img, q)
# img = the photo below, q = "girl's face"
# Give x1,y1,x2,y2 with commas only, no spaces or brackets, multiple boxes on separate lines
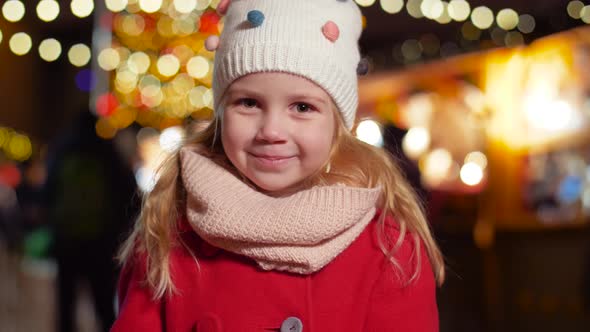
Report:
221,72,336,195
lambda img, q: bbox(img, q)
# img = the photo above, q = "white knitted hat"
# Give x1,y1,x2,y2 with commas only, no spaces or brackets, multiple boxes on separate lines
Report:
206,0,364,130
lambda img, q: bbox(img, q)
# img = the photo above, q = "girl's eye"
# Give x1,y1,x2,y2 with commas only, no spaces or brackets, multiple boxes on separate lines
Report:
239,98,258,108
295,103,314,113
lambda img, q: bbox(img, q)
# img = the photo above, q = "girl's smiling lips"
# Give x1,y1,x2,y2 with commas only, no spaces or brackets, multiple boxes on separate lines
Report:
248,152,297,169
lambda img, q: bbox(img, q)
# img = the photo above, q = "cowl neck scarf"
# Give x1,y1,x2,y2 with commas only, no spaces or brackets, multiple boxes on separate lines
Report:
179,147,381,274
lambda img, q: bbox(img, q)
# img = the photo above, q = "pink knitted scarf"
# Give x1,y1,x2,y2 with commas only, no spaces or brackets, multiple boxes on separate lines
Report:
179,147,381,274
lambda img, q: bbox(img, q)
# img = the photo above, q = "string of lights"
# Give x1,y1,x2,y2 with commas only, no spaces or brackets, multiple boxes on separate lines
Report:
354,0,536,31
0,0,588,141
0,1,586,65
0,0,94,66
357,0,589,67
358,0,589,28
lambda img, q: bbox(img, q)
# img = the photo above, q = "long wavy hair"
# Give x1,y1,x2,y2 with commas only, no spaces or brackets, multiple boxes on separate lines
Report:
118,105,445,299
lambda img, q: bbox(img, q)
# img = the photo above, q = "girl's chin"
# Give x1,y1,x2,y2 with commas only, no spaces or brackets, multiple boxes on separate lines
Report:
250,178,304,197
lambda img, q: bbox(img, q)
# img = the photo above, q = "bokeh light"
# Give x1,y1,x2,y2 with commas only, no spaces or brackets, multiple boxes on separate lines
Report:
463,85,486,113
402,127,431,160
524,99,579,132
434,2,452,24
95,117,118,139
505,31,524,47
6,133,33,162
497,8,519,30
98,48,121,71
567,1,584,19
196,0,211,11
75,69,95,92
420,0,440,20
157,16,175,37
491,27,506,46
189,86,209,108
2,0,25,23
121,14,146,36
36,0,60,22
422,148,453,186
135,166,157,193
96,93,119,117
115,67,139,93
136,126,159,145
186,56,210,79
464,151,488,170
68,43,92,67
406,0,424,18
471,6,494,30
127,0,143,13
405,93,433,127
460,162,484,186
106,0,128,12
139,0,163,13
0,29,3,45
38,38,62,62
581,6,590,24
172,45,193,64
157,54,181,77
355,119,383,147
128,51,151,74
0,128,10,149
518,14,536,34
461,21,482,41
440,41,460,57
174,0,197,14
71,0,94,18
170,74,194,94
0,164,22,189
141,87,164,108
173,15,197,35
380,0,404,14
401,39,422,61
115,47,131,64
110,107,137,129
355,0,377,7
139,75,162,96
448,0,470,22
159,126,185,152
9,32,32,56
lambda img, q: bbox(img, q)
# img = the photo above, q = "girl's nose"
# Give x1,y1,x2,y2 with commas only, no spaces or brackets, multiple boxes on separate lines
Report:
255,111,287,143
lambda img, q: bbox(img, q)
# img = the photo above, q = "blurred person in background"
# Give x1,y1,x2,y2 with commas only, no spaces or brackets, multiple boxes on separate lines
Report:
43,110,137,332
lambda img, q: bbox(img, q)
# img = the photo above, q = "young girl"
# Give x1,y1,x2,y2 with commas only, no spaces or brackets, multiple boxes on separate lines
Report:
112,0,445,331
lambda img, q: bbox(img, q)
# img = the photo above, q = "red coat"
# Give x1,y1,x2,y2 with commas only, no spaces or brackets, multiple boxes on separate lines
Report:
111,213,439,331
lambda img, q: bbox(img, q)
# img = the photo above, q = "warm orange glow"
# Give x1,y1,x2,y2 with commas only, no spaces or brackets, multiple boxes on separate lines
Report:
482,36,584,150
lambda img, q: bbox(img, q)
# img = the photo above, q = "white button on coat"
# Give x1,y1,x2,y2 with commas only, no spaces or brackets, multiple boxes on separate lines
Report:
280,317,303,332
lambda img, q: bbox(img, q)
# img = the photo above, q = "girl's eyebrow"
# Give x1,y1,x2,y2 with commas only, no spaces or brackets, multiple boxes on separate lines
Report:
227,89,328,107
288,94,329,107
225,89,264,100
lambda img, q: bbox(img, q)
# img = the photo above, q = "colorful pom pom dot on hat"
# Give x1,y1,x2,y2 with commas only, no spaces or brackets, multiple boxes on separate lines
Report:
322,21,340,43
247,10,265,27
217,0,231,15
205,35,220,52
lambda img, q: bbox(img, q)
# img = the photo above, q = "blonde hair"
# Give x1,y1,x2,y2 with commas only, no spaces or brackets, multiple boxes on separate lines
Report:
118,107,445,299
